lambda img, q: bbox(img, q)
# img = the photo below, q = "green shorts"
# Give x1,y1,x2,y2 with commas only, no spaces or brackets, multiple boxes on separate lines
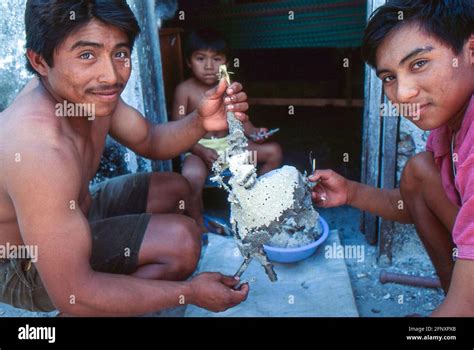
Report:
0,172,152,312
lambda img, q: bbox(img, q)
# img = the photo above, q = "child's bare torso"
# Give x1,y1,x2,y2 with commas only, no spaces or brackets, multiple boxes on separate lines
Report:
184,78,228,139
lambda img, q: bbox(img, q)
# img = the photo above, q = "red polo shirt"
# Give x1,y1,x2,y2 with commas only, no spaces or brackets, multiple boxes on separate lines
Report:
426,94,474,259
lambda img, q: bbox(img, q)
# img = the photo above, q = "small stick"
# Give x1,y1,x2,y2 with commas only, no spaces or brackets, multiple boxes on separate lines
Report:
217,65,234,86
233,257,252,279
309,151,322,186
264,264,278,282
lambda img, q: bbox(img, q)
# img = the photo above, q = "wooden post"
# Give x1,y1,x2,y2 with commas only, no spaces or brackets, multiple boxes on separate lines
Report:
132,0,172,172
361,0,399,265
378,95,400,266
360,0,385,245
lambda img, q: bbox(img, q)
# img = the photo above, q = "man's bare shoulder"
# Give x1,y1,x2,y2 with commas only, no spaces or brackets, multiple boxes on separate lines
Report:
3,113,65,152
3,129,82,203
1,85,62,142
0,109,80,193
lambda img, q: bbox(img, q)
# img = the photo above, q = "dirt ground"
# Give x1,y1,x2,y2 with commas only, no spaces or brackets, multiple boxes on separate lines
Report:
320,206,445,317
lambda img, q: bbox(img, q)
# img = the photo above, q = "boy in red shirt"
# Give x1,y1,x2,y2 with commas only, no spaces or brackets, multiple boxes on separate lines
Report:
310,0,474,316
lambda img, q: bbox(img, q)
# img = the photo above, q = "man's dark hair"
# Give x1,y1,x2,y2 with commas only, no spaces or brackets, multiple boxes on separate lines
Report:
362,0,474,68
25,0,140,75
184,27,230,61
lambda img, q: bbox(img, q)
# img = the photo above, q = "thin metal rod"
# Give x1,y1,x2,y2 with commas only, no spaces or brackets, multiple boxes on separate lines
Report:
233,257,252,279
379,270,442,289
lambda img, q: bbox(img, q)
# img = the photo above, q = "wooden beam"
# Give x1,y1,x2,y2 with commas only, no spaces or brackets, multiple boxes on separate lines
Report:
360,0,386,245
360,64,382,245
378,97,400,266
185,1,365,20
248,97,364,108
132,0,172,172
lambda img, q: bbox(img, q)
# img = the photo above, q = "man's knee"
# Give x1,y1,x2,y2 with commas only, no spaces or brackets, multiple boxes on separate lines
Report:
151,172,192,204
183,157,209,179
168,172,192,196
169,217,201,279
270,143,283,163
182,165,208,186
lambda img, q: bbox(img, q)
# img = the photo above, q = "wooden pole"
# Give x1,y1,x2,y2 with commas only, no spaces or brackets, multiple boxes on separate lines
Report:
132,0,172,172
361,0,399,265
378,97,399,266
360,0,386,245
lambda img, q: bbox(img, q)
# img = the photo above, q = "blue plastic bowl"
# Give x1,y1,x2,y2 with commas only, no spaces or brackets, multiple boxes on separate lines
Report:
263,216,329,263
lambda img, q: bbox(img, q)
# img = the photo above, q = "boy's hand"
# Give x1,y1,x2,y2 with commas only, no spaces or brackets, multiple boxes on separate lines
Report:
308,169,354,207
196,79,249,132
251,127,269,143
199,147,219,169
188,272,249,312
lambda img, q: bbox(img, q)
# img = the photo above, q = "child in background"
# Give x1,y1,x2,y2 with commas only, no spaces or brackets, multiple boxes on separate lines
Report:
172,27,283,232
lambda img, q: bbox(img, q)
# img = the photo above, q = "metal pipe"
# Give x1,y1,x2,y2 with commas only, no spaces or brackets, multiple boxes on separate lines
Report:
234,257,252,279
379,270,442,289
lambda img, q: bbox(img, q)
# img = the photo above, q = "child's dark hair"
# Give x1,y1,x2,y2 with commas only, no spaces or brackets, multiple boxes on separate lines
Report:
184,27,229,61
362,0,474,68
25,0,140,76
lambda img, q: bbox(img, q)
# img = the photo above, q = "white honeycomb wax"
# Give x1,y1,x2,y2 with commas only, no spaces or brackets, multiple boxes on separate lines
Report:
228,165,322,248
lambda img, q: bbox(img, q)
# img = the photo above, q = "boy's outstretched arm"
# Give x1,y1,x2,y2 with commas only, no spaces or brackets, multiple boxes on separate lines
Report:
243,121,269,143
110,79,248,160
242,120,258,134
309,169,413,224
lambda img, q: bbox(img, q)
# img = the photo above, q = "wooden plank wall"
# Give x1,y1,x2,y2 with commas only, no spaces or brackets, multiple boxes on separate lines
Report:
361,0,400,264
379,95,400,265
360,52,383,245
133,0,172,172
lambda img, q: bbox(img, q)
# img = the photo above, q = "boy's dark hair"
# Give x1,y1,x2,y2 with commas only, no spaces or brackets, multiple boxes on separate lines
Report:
362,0,474,68
184,27,229,61
25,0,140,75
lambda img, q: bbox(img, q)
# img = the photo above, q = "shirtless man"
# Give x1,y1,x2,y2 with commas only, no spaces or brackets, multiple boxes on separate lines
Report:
0,0,249,316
